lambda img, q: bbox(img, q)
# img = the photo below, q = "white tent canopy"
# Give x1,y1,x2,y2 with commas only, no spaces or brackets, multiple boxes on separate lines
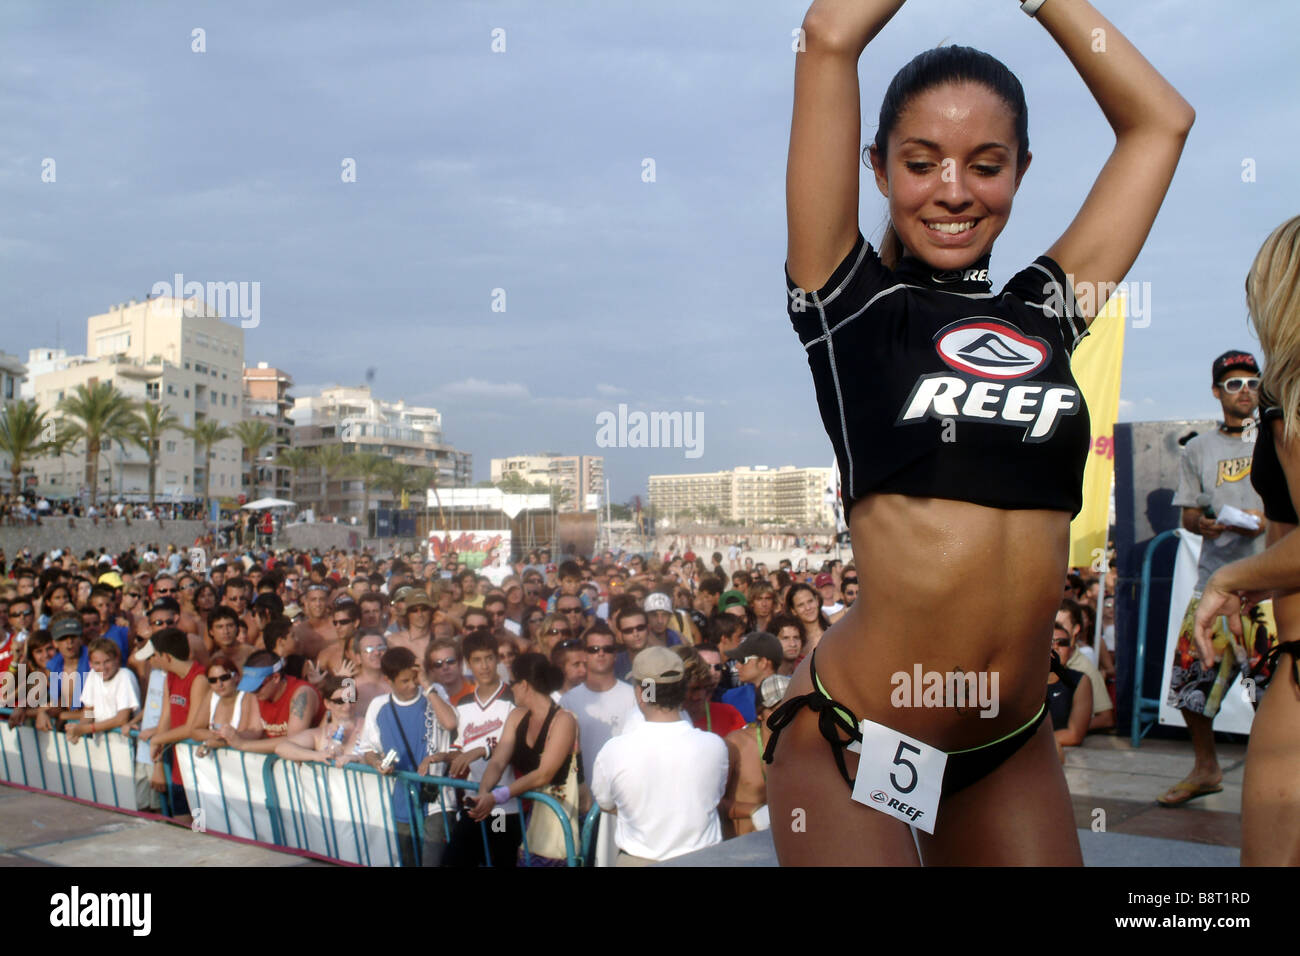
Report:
240,497,296,510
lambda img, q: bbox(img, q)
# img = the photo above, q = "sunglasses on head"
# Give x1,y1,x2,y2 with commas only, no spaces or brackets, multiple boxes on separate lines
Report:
1220,376,1260,393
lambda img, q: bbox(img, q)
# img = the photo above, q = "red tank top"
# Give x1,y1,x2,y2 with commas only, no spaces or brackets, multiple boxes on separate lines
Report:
257,676,322,737
0,633,14,678
166,662,203,784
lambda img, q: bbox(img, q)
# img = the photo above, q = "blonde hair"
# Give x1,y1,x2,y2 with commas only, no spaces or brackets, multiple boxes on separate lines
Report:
1247,216,1300,444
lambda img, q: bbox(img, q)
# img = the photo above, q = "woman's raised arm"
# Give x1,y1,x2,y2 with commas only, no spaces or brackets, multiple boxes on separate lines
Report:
1037,0,1194,322
786,1,904,293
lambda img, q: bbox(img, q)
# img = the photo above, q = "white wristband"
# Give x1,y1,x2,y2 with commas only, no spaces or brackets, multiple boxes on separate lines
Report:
1021,0,1048,15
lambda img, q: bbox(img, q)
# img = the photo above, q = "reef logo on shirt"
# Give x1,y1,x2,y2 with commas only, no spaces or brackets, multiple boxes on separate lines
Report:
1216,456,1252,485
934,318,1050,380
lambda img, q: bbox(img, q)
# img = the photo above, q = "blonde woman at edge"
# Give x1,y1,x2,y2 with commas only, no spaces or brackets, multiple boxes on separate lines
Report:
1195,217,1300,866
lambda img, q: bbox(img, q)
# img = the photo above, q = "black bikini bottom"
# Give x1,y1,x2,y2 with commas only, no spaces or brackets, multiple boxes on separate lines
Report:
763,649,1047,797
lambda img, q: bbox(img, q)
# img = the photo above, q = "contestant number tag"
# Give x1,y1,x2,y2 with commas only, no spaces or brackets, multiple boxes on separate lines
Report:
850,718,946,834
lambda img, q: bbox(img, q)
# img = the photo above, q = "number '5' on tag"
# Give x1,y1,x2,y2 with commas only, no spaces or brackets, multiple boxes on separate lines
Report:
850,718,946,835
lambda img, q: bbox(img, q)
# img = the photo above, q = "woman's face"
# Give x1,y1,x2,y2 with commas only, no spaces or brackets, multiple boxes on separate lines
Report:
49,588,70,611
31,643,56,668
871,82,1026,271
197,587,217,610
792,589,820,624
207,664,239,700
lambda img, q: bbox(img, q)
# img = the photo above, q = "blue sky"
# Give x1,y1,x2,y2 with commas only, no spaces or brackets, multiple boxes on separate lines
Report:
3,0,1298,504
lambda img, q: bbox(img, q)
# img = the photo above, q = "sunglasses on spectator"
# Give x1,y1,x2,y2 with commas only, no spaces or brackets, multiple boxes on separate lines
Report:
558,606,584,614
209,672,235,683
12,609,33,617
585,644,615,654
622,623,647,634
431,657,458,668
327,696,350,705
156,587,176,595
1052,637,1072,647
1219,377,1260,393
332,618,356,626
150,617,177,627
556,639,582,650
182,583,198,590
362,644,387,654
546,628,572,637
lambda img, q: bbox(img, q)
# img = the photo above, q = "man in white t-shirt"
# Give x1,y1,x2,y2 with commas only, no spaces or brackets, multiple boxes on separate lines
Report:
591,646,728,866
559,629,637,782
66,638,140,742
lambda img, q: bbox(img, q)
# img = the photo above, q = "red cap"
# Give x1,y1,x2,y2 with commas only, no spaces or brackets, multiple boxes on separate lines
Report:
815,572,834,587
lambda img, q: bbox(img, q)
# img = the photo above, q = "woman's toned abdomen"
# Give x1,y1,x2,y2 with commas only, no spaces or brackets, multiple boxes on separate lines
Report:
813,493,1070,751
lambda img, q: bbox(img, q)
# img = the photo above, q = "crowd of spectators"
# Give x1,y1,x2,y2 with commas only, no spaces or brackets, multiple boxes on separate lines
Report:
0,539,1120,866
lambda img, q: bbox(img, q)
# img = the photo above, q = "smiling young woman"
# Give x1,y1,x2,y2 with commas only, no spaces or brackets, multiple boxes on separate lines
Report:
767,0,1193,866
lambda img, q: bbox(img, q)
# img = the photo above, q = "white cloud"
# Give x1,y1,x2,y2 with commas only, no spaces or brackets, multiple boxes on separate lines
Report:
439,378,531,400
595,383,627,396
1118,399,1135,412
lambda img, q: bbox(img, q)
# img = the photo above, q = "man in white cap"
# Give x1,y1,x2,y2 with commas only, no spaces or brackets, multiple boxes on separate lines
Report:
642,592,684,648
590,646,727,866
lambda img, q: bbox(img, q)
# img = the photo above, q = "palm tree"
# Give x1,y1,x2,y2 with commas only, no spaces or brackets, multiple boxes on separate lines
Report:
233,419,276,501
276,448,313,503
128,403,180,510
347,451,389,524
57,382,139,506
0,400,50,496
310,444,349,519
184,418,233,517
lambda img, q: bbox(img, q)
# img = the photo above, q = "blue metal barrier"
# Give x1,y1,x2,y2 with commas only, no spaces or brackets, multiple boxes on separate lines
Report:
0,711,582,867
1131,529,1179,747
581,803,602,866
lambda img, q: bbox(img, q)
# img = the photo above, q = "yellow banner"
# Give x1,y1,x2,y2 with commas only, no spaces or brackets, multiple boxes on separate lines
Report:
1068,293,1126,568
400,489,409,510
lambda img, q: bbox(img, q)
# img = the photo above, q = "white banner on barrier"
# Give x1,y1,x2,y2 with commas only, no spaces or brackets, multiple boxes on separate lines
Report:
0,723,140,810
0,728,533,867
175,743,401,866
1156,529,1258,735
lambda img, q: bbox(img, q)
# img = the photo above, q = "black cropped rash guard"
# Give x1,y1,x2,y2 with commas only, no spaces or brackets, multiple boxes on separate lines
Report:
786,231,1092,519
1251,404,1298,525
